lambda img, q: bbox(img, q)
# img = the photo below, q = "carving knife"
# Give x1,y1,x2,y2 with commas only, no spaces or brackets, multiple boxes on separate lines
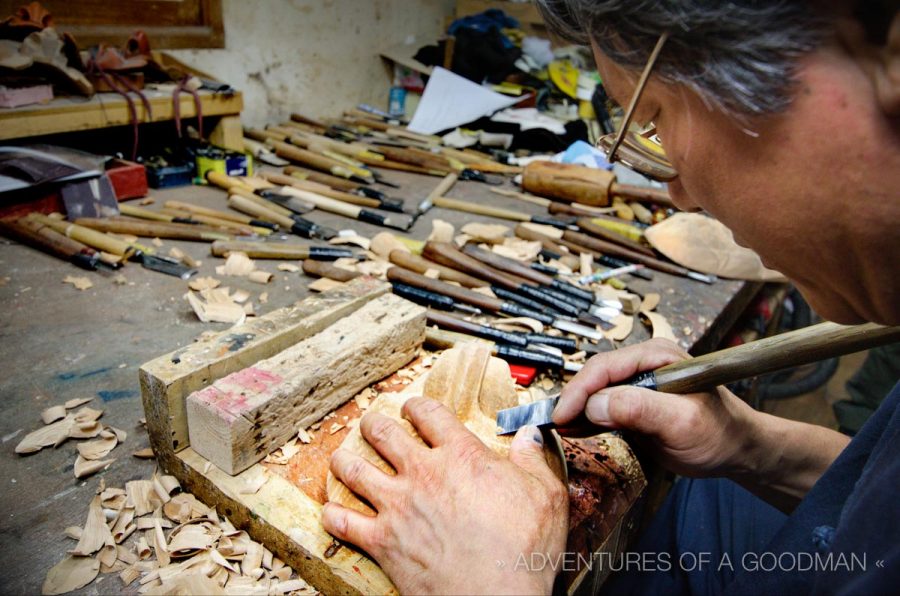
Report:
496,321,900,434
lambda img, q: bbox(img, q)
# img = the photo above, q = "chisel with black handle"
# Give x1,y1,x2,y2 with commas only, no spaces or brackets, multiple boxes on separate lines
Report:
426,309,579,352
497,321,900,434
424,328,582,373
211,240,353,261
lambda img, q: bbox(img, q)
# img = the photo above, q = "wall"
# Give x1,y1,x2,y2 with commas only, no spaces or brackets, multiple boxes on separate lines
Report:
169,0,455,128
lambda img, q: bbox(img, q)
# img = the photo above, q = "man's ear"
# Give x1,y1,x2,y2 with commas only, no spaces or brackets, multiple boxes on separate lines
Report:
874,11,900,116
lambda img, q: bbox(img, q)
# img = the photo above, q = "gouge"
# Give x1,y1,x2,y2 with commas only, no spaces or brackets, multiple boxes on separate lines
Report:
388,249,488,288
277,186,408,231
575,218,656,257
268,140,373,184
73,217,232,242
163,200,278,232
425,327,582,373
211,240,353,261
283,165,362,192
522,161,675,207
426,310,578,352
227,195,337,240
497,321,900,434
260,171,405,213
432,195,576,231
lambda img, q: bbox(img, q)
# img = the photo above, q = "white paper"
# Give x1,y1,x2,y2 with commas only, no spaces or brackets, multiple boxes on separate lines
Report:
490,107,567,135
407,67,523,135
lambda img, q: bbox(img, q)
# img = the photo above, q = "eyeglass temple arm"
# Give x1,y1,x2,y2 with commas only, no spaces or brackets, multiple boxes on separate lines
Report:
606,31,669,164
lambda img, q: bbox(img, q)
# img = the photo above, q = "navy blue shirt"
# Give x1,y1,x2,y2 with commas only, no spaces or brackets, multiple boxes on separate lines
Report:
729,382,900,594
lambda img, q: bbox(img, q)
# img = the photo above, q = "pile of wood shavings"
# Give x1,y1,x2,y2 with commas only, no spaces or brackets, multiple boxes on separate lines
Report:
42,471,316,595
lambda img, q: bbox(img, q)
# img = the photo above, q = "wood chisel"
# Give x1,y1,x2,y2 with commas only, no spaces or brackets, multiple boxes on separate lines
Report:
496,321,900,434
1,217,112,272
205,171,314,216
163,200,278,232
522,160,675,207
72,217,232,242
425,327,582,373
386,267,606,342
276,186,408,231
210,240,353,261
158,207,266,236
388,249,488,288
227,194,337,240
259,171,406,213
425,309,578,352
432,195,576,230
283,165,362,192
575,217,656,257
26,213,196,278
410,173,458,225
267,139,374,184
516,224,656,281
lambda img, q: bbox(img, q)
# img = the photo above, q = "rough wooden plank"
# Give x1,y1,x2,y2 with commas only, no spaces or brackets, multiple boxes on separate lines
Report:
186,294,426,474
139,276,390,457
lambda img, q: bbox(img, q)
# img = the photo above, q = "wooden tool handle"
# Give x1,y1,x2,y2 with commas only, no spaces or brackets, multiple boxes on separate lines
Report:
283,166,359,192
164,200,252,225
386,266,502,312
576,218,656,257
269,140,347,174
301,259,362,282
263,172,380,209
428,173,459,202
28,213,133,256
461,244,553,286
280,187,362,219
548,201,618,218
211,240,311,259
422,241,523,290
119,203,174,223
610,182,675,208
432,196,527,222
206,171,252,192
161,208,256,235
228,195,294,229
522,161,615,206
76,217,229,242
654,322,900,394
563,230,689,277
388,249,488,288
377,146,451,171
4,217,86,260
425,309,485,336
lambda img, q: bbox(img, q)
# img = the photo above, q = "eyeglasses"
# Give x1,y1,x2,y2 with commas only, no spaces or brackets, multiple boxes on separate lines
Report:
595,32,678,182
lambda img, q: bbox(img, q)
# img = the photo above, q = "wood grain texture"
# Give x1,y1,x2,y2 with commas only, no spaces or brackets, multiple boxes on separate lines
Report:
186,294,426,474
139,276,390,456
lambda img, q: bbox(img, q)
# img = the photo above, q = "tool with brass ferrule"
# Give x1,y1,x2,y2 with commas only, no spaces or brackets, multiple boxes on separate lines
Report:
210,241,353,261
386,267,606,342
497,322,900,434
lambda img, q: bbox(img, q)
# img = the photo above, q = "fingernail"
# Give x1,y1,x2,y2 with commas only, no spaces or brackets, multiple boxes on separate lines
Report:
586,391,610,423
532,427,543,446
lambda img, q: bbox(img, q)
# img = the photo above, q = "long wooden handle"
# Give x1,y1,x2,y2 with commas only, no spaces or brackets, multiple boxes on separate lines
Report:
653,322,900,394
160,208,258,235
386,266,503,312
422,241,524,290
428,173,459,202
4,217,87,260
119,203,176,223
563,230,690,277
575,218,656,257
388,249,488,288
301,259,363,281
269,140,353,178
261,172,380,209
432,196,528,222
165,200,253,225
283,165,360,192
610,182,674,207
211,240,312,259
75,218,230,242
280,187,362,219
27,213,134,256
227,195,293,229
461,244,553,286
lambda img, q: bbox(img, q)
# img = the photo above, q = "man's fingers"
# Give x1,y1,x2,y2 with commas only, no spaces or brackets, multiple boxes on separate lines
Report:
508,425,552,477
321,502,381,556
360,412,422,473
554,339,688,425
582,385,681,437
330,449,394,509
401,397,473,447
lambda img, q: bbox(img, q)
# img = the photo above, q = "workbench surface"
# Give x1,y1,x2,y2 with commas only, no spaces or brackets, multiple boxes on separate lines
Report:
0,168,757,593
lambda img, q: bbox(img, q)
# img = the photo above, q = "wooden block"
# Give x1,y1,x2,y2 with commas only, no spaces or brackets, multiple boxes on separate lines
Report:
619,292,643,315
186,294,426,475
139,276,390,457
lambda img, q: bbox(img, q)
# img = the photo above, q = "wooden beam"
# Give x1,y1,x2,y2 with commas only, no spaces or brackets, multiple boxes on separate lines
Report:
186,294,426,474
139,276,390,456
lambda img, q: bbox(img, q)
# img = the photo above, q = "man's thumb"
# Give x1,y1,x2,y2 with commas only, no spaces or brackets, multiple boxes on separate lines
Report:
509,424,551,475
585,386,674,435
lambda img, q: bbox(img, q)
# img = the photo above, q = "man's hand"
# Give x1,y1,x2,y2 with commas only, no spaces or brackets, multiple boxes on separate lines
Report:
555,339,850,511
322,397,568,595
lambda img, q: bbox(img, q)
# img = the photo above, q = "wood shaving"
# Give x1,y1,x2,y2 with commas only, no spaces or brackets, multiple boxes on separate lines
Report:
76,431,118,460
460,222,509,244
276,263,300,272
370,232,408,258
41,405,67,425
492,238,542,262
113,274,128,285
65,397,93,409
329,235,371,250
72,495,112,555
427,219,455,243
332,257,360,272
355,259,391,278
238,471,269,495
74,455,113,478
264,438,301,465
140,198,155,206
220,252,256,277
243,302,255,316
15,416,75,454
296,428,311,444
470,286,497,298
606,314,635,342
259,292,268,304
248,271,273,284
42,555,100,595
683,326,693,336
185,291,246,325
151,237,164,247
229,289,250,304
493,317,544,334
580,253,593,276
640,311,677,342
63,275,93,290
641,293,661,312
308,278,344,293
188,277,221,291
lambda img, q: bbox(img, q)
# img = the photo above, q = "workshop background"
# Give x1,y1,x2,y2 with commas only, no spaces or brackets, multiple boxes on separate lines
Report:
1,1,889,594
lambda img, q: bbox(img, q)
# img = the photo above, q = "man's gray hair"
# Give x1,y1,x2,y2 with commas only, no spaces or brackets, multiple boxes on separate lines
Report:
535,0,826,117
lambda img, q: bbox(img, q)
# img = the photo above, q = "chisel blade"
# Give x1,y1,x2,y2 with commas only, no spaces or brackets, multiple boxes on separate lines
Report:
140,254,197,279
553,319,606,342
496,397,559,435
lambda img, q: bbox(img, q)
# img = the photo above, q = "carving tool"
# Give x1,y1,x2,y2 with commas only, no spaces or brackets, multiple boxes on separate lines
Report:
411,173,457,225
210,240,353,261
388,249,488,288
158,207,266,236
259,171,406,213
515,224,656,281
276,186,408,231
227,194,337,240
1,217,111,272
497,322,900,434
72,217,232,242
579,264,645,285
205,171,314,216
575,218,656,257
562,230,716,283
424,327,583,373
243,137,289,166
26,214,196,278
163,200,278,232
522,160,675,207
432,195,576,230
283,165,363,192
267,139,374,184
426,310,578,352
387,267,606,342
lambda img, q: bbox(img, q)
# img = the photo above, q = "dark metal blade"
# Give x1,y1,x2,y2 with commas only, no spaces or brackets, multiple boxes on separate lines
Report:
140,254,197,279
496,397,559,435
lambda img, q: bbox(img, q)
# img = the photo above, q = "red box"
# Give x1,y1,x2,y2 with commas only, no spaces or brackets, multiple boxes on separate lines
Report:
106,159,148,201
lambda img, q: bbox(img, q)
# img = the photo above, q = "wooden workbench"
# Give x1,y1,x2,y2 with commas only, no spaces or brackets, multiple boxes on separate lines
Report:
0,166,759,593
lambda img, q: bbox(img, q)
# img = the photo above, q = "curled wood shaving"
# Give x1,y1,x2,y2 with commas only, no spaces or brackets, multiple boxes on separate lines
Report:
248,271,273,284
41,405,67,425
15,416,75,454
74,455,114,478
64,397,93,409
263,438,301,465
220,252,256,277
329,234,371,250
370,232,408,258
188,277,221,291
460,222,509,244
276,263,300,272
355,259,391,278
640,311,677,342
493,317,544,334
641,292,661,312
72,495,112,555
132,448,155,459
63,275,93,290
492,238,542,262
64,526,83,540
42,555,100,595
428,219,455,243
76,432,117,460
606,314,635,342
308,278,344,293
